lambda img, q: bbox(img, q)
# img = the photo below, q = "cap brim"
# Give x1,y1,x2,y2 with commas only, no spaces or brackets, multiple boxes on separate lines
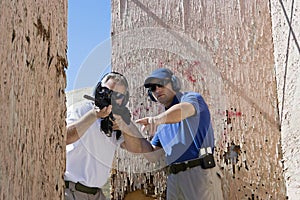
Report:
144,73,171,85
144,77,161,87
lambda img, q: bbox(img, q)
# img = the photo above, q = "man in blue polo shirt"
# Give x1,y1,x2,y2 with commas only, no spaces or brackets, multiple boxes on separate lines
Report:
118,68,223,200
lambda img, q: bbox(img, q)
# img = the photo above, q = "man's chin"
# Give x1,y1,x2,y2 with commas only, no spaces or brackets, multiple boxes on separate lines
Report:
157,98,166,105
156,96,163,102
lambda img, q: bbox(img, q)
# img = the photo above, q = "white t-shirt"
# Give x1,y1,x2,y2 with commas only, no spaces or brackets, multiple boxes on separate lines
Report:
64,101,123,188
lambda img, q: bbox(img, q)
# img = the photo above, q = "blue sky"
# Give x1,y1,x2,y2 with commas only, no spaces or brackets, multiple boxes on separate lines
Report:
66,0,111,91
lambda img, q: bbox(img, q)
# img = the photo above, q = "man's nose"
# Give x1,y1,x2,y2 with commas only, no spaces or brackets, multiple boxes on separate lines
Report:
154,85,162,92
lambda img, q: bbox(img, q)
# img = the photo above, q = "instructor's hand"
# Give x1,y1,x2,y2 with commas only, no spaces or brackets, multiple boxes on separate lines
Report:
135,117,158,137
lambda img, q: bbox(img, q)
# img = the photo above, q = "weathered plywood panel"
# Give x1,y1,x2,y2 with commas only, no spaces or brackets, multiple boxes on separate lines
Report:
111,0,287,199
271,0,300,199
0,1,67,199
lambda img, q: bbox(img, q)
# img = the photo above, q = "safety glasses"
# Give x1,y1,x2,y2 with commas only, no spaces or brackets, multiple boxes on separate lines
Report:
111,91,126,100
146,79,171,92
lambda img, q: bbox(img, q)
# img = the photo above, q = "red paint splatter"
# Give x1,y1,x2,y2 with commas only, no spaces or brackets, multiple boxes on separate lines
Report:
158,61,163,68
193,61,200,66
187,75,197,83
183,65,197,83
226,111,242,118
177,60,183,65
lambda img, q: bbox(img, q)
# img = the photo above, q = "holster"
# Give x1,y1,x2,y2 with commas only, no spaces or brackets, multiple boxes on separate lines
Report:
200,153,216,169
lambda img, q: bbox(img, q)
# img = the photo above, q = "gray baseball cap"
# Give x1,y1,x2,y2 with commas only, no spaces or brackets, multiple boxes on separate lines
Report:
144,68,173,87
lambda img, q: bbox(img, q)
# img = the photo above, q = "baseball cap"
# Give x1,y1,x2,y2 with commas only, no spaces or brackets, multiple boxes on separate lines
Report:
144,68,173,87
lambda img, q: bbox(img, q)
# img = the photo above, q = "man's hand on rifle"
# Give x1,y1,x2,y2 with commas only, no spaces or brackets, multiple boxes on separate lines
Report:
94,105,112,119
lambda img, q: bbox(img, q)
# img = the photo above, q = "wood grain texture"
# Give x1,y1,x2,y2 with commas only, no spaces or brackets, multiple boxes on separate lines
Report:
111,0,287,199
0,1,67,199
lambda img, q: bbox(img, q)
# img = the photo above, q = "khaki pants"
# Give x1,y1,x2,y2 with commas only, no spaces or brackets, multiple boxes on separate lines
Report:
65,181,107,200
167,165,224,200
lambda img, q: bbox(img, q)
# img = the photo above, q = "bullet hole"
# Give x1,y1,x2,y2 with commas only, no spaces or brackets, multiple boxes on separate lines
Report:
224,143,241,165
34,17,50,41
25,35,30,43
245,160,249,170
12,29,16,42
47,45,52,67
26,59,35,71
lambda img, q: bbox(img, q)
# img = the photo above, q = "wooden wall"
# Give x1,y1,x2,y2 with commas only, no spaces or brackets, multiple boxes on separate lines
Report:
111,0,287,199
271,0,300,199
2,0,298,199
0,1,67,199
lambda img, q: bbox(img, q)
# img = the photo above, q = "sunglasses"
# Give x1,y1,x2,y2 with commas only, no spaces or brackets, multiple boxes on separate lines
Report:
146,79,171,92
111,91,126,100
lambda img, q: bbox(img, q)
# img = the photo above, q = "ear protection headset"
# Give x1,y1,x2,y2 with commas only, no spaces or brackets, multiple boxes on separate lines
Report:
170,72,181,92
147,69,181,102
95,72,129,106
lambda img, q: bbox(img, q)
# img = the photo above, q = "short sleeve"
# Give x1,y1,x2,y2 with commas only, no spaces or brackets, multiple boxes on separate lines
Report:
181,92,203,115
66,101,92,125
151,133,162,147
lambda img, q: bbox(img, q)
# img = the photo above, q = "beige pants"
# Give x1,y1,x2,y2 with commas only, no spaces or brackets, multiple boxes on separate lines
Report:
65,181,107,200
167,165,224,200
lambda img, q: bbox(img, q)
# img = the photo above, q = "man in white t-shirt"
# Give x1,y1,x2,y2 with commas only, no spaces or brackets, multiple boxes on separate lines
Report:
64,72,132,200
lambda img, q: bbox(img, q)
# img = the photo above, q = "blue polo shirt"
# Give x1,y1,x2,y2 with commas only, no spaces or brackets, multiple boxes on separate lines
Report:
151,92,215,165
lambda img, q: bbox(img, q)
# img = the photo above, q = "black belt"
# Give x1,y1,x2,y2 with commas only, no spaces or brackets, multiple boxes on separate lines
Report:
65,181,99,195
168,154,216,174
